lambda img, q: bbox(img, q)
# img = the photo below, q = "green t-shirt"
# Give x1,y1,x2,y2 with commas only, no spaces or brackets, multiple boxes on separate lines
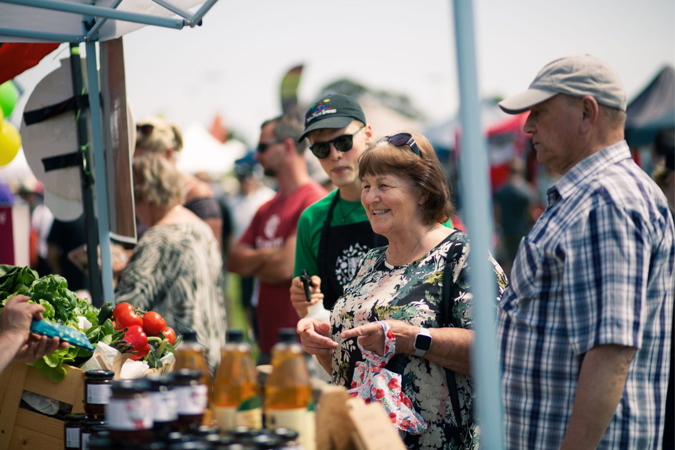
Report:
293,189,453,278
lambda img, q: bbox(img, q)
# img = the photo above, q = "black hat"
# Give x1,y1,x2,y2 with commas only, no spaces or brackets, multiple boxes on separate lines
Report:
298,94,366,142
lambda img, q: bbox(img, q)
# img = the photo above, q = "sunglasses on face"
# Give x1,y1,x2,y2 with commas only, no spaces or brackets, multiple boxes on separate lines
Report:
257,139,284,154
309,126,365,159
377,133,422,157
136,124,154,136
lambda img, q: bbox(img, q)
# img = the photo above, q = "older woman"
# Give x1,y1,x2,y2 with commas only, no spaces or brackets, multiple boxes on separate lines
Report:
115,153,226,369
135,116,223,247
298,132,508,449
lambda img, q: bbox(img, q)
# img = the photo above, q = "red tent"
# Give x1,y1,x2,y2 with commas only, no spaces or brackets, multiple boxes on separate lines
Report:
485,113,529,190
0,43,60,86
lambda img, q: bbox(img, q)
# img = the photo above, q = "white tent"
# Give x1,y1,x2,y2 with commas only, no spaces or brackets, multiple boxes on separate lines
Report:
176,123,247,176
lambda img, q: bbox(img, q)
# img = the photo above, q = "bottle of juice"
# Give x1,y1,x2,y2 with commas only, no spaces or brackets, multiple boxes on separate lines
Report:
213,329,262,431
174,330,211,392
265,328,315,450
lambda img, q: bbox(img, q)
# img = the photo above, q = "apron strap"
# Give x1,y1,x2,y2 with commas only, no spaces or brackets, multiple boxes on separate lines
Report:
317,192,341,298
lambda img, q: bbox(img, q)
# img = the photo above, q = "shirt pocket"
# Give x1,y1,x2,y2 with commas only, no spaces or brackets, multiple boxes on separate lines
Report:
504,236,545,309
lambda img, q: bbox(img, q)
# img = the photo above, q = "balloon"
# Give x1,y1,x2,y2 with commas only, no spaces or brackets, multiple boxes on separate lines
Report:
0,81,19,119
0,120,21,166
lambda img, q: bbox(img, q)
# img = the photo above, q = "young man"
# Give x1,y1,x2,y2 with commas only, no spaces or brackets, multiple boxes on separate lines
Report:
290,94,451,318
227,115,326,363
497,55,674,449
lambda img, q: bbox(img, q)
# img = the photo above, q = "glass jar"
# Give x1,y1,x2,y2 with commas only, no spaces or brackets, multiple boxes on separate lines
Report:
106,379,153,444
147,374,177,435
84,370,114,416
88,434,114,450
63,413,87,449
173,369,208,433
80,418,105,450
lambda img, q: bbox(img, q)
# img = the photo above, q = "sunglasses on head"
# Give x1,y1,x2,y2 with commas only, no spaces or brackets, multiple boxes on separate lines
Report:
257,139,285,154
136,124,154,136
309,126,365,159
378,133,422,157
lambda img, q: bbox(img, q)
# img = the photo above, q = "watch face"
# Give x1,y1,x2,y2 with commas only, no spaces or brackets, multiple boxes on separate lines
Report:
415,334,432,352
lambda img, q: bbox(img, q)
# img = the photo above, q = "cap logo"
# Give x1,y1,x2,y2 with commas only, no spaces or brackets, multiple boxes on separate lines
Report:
307,98,337,123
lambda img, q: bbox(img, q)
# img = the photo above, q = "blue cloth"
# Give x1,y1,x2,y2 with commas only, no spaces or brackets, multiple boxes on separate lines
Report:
498,141,674,449
0,181,15,205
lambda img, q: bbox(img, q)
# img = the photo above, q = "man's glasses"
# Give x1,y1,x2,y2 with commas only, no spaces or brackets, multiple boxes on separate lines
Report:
309,126,365,159
257,139,284,154
377,133,422,157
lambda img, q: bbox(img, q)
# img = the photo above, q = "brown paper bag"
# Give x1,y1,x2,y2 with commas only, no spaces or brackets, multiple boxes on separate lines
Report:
316,385,357,450
347,398,407,450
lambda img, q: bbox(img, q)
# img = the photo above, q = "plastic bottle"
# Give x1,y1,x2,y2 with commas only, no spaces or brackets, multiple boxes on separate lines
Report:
265,329,314,450
213,329,262,431
174,330,212,392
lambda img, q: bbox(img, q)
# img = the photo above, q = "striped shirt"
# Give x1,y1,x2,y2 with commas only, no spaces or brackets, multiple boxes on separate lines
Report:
116,221,227,370
497,141,674,449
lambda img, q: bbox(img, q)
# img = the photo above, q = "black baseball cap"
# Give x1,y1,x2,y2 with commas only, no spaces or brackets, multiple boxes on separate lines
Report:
298,94,366,142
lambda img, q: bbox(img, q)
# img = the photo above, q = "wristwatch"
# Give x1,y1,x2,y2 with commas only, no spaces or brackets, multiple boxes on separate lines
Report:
413,327,432,357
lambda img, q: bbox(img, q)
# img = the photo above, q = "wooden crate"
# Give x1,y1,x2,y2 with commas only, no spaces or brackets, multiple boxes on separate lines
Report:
0,362,85,450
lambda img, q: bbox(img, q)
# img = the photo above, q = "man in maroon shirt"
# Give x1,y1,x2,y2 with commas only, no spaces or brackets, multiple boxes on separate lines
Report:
227,115,327,363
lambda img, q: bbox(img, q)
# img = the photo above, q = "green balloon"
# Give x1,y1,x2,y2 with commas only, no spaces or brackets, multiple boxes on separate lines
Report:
0,81,18,119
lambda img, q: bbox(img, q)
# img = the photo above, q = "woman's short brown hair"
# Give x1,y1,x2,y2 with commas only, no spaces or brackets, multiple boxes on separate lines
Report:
133,152,183,208
359,131,454,225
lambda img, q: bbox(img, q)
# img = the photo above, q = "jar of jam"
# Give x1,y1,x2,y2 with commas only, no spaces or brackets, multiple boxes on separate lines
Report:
80,418,105,450
63,413,87,449
147,375,177,435
88,434,114,450
84,370,114,416
173,369,208,432
106,379,153,445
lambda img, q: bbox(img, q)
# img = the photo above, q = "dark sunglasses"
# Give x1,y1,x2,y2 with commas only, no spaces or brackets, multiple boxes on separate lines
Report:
309,126,365,159
136,124,154,136
378,133,422,157
257,139,284,154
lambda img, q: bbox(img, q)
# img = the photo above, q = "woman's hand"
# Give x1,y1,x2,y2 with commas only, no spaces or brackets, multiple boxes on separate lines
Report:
297,317,337,356
340,320,417,356
290,275,324,318
14,334,67,363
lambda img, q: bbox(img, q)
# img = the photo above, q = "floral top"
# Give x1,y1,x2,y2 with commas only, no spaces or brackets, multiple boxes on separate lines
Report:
330,230,508,450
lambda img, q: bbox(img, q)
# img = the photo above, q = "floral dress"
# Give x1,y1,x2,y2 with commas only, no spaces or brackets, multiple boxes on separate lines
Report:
330,230,508,450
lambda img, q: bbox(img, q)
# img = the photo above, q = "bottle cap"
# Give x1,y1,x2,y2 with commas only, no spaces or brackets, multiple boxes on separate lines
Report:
227,329,245,343
172,368,203,381
278,328,297,343
182,330,198,342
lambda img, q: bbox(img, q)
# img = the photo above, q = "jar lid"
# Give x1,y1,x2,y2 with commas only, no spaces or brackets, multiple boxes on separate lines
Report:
272,427,299,441
204,434,235,445
251,434,280,449
64,413,88,423
231,426,258,438
146,374,173,391
111,378,149,394
82,418,106,427
165,431,187,443
168,442,209,450
85,370,115,379
172,369,203,381
191,425,217,437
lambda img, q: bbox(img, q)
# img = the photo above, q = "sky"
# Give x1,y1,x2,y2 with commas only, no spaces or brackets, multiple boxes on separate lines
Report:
12,0,675,146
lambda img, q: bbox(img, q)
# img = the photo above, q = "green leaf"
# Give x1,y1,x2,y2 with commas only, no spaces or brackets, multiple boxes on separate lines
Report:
100,334,114,345
102,319,114,336
29,358,67,383
39,300,55,320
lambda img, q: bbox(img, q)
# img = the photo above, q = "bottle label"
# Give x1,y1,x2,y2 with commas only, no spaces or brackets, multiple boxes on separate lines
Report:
65,427,80,448
106,397,153,430
175,384,208,415
86,383,112,405
267,408,315,450
150,390,177,422
214,396,262,430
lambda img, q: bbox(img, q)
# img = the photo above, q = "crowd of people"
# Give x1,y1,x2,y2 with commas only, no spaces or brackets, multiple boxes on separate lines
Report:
0,55,673,450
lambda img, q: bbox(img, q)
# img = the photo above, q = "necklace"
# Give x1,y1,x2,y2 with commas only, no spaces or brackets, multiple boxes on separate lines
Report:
338,198,362,223
386,224,437,266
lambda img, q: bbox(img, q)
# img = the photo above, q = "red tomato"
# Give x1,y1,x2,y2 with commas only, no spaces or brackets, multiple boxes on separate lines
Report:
162,327,176,345
116,308,143,329
124,325,150,360
142,312,166,337
113,302,134,321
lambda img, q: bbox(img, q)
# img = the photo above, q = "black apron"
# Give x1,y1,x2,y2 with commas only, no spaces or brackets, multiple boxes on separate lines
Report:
317,192,387,310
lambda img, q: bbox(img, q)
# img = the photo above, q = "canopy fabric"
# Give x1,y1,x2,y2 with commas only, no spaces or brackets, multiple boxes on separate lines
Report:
625,66,675,147
0,43,60,85
0,0,204,43
424,100,505,151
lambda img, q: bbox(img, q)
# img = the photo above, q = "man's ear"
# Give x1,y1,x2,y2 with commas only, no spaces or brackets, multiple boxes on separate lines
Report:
580,96,599,134
364,124,374,146
283,137,295,154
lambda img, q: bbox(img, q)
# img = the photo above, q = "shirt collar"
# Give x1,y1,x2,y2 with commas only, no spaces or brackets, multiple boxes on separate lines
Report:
552,140,632,201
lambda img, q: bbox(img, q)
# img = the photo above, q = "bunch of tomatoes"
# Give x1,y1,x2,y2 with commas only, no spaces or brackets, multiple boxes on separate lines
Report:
112,302,176,361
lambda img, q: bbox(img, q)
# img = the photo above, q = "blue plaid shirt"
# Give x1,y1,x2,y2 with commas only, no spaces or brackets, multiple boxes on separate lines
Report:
497,141,674,449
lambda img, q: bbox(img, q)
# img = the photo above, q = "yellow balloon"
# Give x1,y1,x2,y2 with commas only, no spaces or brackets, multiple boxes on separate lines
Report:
0,120,21,166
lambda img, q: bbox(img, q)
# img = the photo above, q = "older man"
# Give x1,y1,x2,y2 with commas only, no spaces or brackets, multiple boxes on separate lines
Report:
497,55,674,449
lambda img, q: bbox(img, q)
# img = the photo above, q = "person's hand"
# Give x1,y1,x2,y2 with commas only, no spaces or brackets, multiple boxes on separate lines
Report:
340,320,418,356
290,275,323,316
297,318,337,356
0,295,68,363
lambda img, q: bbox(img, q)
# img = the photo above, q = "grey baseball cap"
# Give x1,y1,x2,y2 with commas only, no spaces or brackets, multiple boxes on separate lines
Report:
498,55,627,115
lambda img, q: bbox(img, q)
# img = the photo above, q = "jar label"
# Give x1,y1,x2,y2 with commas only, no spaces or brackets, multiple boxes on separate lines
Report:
86,383,112,405
65,427,80,448
175,385,208,415
106,397,153,430
266,408,315,450
81,432,91,450
150,390,177,422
